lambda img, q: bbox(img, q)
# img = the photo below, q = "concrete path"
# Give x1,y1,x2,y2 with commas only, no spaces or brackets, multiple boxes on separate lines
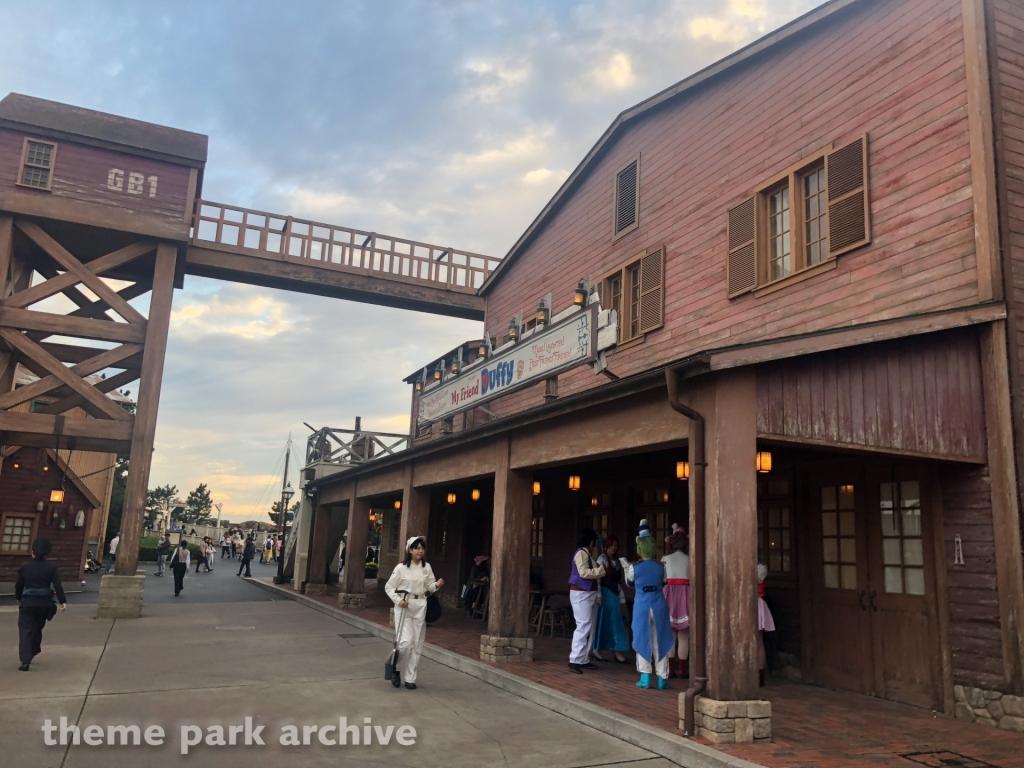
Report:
0,561,678,768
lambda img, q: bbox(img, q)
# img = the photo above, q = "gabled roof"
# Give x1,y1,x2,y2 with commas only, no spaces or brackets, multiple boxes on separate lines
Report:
479,0,863,294
0,93,208,167
1,446,103,509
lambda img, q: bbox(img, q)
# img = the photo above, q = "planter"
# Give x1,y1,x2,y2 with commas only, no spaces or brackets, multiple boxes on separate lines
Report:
364,567,379,579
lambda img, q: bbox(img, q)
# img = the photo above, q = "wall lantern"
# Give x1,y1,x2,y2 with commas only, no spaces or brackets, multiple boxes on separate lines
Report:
43,464,49,472
590,496,598,507
447,492,457,505
508,318,519,342
574,280,588,306
536,300,550,329
50,489,65,503
478,342,488,358
415,381,422,392
756,451,773,474
433,366,442,381
451,359,460,376
533,481,541,496
471,488,481,501
12,462,19,469
662,491,670,503
394,500,402,510
676,461,690,480
568,475,581,491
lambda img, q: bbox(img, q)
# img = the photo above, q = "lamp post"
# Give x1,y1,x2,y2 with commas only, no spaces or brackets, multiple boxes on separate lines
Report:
274,436,294,584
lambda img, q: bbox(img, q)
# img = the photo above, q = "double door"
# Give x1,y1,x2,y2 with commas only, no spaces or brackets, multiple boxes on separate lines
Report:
806,465,941,709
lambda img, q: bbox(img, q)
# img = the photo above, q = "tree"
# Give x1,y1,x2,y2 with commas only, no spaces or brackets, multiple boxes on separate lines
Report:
179,483,214,525
104,453,130,545
270,500,299,530
145,485,178,529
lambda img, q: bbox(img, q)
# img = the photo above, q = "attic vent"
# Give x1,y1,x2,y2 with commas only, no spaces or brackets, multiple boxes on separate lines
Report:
614,157,639,237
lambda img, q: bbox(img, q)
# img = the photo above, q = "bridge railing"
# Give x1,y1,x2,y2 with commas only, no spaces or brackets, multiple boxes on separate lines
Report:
191,200,499,293
305,425,410,467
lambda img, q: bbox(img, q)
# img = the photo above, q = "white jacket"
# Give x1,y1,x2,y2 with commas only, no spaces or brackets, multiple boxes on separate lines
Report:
385,561,438,604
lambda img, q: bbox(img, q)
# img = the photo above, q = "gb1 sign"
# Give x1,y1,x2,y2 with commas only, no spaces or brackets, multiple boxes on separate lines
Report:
418,305,598,426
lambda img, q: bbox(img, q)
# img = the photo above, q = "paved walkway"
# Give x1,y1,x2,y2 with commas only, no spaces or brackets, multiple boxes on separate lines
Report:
0,564,678,768
293,580,1024,768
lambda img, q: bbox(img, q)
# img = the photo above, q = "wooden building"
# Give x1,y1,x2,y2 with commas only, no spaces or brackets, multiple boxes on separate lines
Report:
300,0,1024,737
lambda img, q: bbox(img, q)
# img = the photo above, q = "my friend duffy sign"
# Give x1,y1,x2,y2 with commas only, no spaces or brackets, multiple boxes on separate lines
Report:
418,304,598,425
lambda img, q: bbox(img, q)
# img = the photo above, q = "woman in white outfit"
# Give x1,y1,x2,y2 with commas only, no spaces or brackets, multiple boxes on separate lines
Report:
384,536,444,690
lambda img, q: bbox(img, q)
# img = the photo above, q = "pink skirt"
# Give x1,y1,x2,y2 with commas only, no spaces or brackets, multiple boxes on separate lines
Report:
758,597,776,632
663,582,690,630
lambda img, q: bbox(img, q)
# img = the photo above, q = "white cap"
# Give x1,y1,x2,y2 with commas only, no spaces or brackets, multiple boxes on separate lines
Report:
406,535,426,551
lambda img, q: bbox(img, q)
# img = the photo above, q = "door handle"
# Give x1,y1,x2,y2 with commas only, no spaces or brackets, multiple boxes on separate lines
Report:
858,590,867,611
869,590,879,612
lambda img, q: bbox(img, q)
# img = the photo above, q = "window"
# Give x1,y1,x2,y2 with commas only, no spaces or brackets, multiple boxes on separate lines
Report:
880,481,925,595
388,512,401,555
613,155,640,239
433,510,448,558
531,498,544,559
30,399,50,413
18,139,57,191
758,476,794,574
821,485,857,590
728,135,870,297
599,246,664,344
1,514,36,555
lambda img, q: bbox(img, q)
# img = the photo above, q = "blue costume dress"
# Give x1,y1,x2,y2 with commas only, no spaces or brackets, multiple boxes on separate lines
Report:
592,554,630,654
629,559,674,669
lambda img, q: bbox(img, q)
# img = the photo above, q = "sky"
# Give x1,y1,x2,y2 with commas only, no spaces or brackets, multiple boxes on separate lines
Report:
0,0,824,522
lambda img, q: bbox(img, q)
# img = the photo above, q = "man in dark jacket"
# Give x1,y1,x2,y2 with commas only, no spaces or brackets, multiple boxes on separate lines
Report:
15,539,66,671
155,534,171,576
237,538,256,578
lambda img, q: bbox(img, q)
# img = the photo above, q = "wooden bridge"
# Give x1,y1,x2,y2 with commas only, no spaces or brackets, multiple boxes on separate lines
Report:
187,201,494,319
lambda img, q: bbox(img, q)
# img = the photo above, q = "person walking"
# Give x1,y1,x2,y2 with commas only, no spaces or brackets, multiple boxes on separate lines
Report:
237,538,255,578
274,535,282,563
154,533,171,577
567,528,605,674
169,539,190,597
15,539,66,671
194,538,208,574
205,539,216,571
662,526,691,679
384,536,444,690
263,536,273,564
104,533,119,574
624,520,673,690
220,535,230,559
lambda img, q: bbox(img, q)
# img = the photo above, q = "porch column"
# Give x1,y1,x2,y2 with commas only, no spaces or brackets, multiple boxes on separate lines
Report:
339,487,370,609
398,462,430,547
304,502,332,594
690,368,759,701
482,434,534,663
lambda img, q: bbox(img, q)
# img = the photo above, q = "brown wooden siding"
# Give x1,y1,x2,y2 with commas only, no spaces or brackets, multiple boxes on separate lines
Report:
940,463,1006,690
0,128,191,221
482,0,976,422
756,330,987,462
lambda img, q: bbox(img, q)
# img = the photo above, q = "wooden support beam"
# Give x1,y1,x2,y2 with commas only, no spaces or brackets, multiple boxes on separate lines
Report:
0,216,15,398
397,463,430,554
0,330,132,420
0,430,131,454
487,434,533,639
115,242,176,576
36,367,140,417
306,503,332,587
15,222,148,324
0,410,133,442
341,489,371,598
0,306,146,344
35,342,137,366
0,343,140,412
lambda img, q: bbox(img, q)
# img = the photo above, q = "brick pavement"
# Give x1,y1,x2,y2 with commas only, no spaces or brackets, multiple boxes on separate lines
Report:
293,581,1024,767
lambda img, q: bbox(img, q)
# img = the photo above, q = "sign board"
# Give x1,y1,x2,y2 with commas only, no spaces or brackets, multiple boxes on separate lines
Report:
418,304,598,425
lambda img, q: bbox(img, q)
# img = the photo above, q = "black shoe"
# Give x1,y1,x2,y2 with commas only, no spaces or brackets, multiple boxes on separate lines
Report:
391,674,401,688
568,663,583,674
18,663,29,671
404,682,416,690
581,662,599,670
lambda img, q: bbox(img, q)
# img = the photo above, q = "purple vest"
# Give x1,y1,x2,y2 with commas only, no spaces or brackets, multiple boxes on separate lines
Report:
569,548,597,591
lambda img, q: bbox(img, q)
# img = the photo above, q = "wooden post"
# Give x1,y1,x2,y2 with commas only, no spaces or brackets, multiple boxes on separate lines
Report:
483,434,534,662
305,502,332,593
114,243,177,576
398,463,429,549
0,216,15,398
339,486,370,608
689,368,759,701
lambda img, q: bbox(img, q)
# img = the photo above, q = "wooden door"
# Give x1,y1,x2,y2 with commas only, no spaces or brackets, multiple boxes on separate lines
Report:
864,472,941,709
809,475,874,695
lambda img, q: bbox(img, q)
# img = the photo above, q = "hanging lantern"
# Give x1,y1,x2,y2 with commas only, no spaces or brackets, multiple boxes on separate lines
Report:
568,475,581,491
533,481,541,496
676,461,690,480
415,381,422,392
394,499,402,510
574,280,588,306
508,318,519,342
50,489,65,503
756,451,773,474
447,492,456,505
536,300,550,328
471,489,481,501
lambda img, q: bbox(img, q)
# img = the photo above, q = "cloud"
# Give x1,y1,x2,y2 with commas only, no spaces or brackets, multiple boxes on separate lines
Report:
588,52,636,92
171,294,294,340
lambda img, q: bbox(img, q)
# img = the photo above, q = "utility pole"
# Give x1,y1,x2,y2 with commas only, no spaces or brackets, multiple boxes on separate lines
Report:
275,434,295,584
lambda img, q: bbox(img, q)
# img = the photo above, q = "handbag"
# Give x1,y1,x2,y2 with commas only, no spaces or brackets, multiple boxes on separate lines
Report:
425,593,443,624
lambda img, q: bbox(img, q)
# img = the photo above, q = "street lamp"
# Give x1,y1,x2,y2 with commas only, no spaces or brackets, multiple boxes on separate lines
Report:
275,478,295,584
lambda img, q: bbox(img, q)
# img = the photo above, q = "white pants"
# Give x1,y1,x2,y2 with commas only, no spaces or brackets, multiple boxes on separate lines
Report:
395,598,427,684
569,590,599,665
636,608,670,679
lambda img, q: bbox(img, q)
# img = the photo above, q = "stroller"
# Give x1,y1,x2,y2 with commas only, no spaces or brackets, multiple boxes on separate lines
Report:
385,590,408,688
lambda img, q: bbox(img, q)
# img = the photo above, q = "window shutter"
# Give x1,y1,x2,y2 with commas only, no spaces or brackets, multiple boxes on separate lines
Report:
727,197,756,297
638,247,664,334
614,159,639,235
826,135,870,257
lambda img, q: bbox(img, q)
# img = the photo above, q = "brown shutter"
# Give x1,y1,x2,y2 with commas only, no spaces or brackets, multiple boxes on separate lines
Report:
614,159,639,235
826,135,870,257
727,197,756,297
638,247,664,334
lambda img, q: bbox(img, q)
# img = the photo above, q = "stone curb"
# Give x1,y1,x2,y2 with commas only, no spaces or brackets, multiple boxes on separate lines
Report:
248,578,766,768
